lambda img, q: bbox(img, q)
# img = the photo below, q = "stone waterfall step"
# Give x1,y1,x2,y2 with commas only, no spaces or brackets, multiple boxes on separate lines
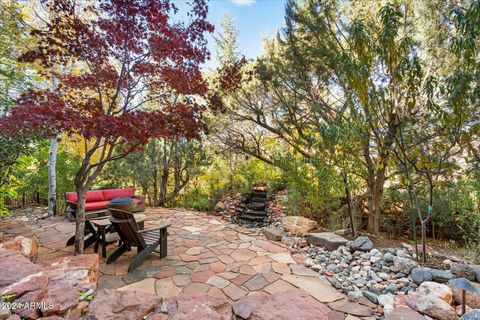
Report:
247,202,266,210
243,209,267,216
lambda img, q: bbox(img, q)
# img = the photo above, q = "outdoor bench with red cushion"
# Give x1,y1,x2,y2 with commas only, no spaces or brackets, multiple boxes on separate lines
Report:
65,187,145,218
65,188,145,247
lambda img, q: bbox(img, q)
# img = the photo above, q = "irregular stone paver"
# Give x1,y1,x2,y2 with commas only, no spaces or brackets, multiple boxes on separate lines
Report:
269,252,297,264
244,274,269,291
264,279,297,294
206,275,230,289
223,283,248,300
328,301,374,317
117,278,156,295
155,277,181,298
282,274,344,303
13,207,372,315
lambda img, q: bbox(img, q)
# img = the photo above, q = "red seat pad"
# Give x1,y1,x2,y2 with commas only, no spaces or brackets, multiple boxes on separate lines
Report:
66,190,105,203
133,198,142,204
66,192,78,203
102,188,135,201
85,201,109,211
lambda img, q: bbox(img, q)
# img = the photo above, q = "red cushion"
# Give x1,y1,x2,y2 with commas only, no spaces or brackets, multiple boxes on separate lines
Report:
85,201,109,211
133,198,142,205
66,192,78,203
102,188,135,200
86,190,105,202
66,190,105,203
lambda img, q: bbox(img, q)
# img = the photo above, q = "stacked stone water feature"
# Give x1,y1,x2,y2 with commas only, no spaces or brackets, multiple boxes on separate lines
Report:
238,184,268,221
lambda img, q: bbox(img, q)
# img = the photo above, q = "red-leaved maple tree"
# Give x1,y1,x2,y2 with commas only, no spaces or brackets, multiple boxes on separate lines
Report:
0,0,215,254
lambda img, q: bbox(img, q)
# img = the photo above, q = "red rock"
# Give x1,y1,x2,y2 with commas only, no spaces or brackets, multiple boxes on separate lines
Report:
0,236,39,262
86,289,161,320
13,289,46,319
385,305,424,320
42,254,99,289
40,283,79,317
0,271,48,296
150,293,232,319
232,289,331,319
0,249,43,288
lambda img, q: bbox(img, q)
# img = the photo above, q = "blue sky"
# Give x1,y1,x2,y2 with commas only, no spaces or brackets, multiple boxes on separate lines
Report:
174,0,287,68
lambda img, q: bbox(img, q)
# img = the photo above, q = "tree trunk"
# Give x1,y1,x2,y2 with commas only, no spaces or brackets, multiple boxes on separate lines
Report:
342,171,356,237
47,136,58,216
74,186,87,255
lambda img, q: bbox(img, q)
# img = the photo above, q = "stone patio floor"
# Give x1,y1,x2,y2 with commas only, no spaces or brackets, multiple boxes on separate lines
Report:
4,208,377,319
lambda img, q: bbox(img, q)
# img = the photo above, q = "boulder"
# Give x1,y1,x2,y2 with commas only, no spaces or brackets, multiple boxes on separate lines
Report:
349,236,373,252
151,293,232,319
39,283,80,317
0,248,43,288
306,232,348,251
214,201,226,212
411,267,433,285
0,235,39,262
391,257,417,275
232,289,331,319
451,282,480,308
431,269,455,283
416,296,456,320
43,254,99,289
87,289,161,320
282,216,318,236
451,263,476,281
462,309,480,320
263,227,284,242
470,265,480,283
418,281,452,304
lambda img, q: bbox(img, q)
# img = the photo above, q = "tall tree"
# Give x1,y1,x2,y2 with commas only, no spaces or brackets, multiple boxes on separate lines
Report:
0,0,215,254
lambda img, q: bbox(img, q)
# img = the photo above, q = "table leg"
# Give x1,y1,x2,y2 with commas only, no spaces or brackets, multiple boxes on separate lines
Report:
94,229,100,254
101,227,107,259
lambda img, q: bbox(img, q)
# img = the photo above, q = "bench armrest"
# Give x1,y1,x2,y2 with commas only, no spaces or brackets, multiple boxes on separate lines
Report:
137,223,170,234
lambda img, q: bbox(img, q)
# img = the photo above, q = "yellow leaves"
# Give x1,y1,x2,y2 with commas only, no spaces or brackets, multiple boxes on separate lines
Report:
59,134,105,164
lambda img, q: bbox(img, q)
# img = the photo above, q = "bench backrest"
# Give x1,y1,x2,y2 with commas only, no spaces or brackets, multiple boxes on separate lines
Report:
108,208,146,249
66,188,135,203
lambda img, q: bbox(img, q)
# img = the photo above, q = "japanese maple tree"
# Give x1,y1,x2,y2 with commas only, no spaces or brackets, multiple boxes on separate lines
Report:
0,0,214,254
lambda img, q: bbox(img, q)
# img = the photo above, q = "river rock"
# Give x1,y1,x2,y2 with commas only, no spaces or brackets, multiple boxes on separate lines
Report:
306,232,348,251
411,267,433,285
431,269,455,283
451,263,476,281
283,216,318,235
378,294,394,307
462,309,480,320
470,265,480,283
349,236,374,252
391,257,417,275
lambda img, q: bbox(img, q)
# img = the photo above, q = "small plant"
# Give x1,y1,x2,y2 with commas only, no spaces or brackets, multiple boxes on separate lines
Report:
78,291,93,302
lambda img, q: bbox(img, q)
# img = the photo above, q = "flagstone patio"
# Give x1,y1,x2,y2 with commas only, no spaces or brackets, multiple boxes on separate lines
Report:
4,208,378,319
